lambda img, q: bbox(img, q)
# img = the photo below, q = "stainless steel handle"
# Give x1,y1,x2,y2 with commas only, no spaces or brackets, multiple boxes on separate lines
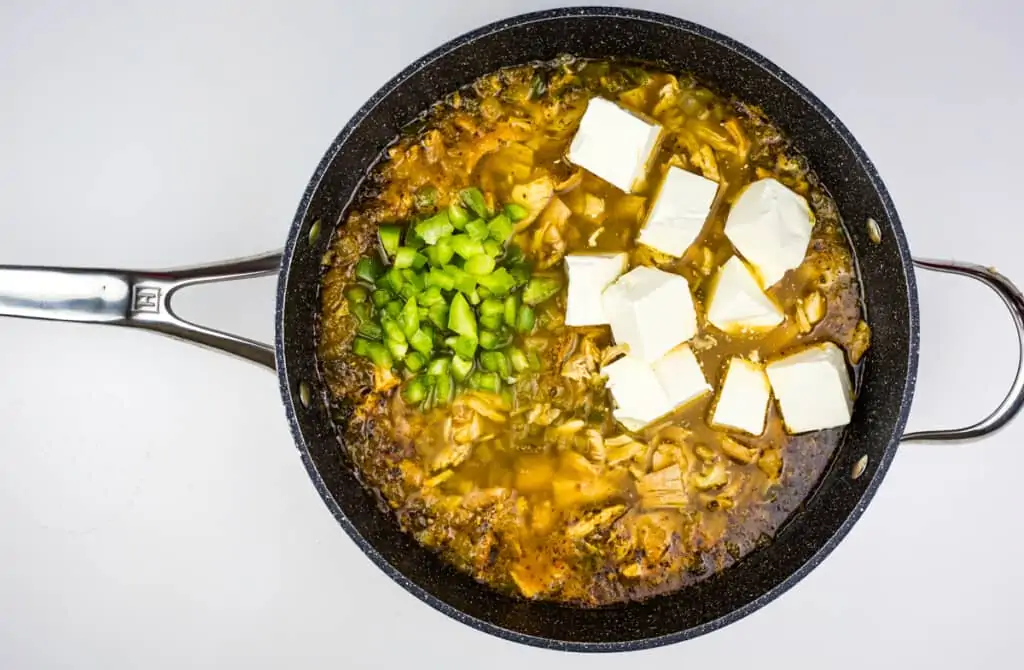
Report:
902,258,1024,442
0,251,282,370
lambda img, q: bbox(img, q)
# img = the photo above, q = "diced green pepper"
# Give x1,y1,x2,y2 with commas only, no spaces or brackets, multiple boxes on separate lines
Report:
465,219,489,242
402,269,426,292
412,253,428,270
451,355,474,381
487,214,513,243
448,202,470,229
527,349,542,371
509,347,530,372
400,298,420,338
480,351,510,379
418,286,444,306
378,267,403,291
353,337,373,358
350,302,371,322
459,187,490,219
466,290,481,306
399,283,418,301
355,257,384,283
425,236,455,267
371,288,393,307
414,211,454,245
483,240,503,258
366,341,394,369
465,254,496,276
516,305,536,333
475,268,516,296
403,376,428,404
404,225,426,250
504,202,529,222
427,302,448,329
387,337,408,360
414,185,438,211
378,225,402,258
480,298,505,318
381,317,406,344
508,261,531,287
503,244,525,266
479,329,512,351
356,320,383,341
448,293,477,338
470,371,501,393
523,275,562,305
434,372,454,406
384,300,402,318
394,247,418,270
450,235,485,260
479,313,503,330
503,294,519,328
453,334,478,359
476,285,492,299
405,352,427,372
345,285,369,303
427,357,450,376
425,268,455,291
409,329,434,356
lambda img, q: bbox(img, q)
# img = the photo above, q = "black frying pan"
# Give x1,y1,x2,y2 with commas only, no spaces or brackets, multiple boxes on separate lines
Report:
2,7,1023,652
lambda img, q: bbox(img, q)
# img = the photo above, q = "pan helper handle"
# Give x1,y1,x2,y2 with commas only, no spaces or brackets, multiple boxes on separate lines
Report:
0,251,281,370
903,258,1024,442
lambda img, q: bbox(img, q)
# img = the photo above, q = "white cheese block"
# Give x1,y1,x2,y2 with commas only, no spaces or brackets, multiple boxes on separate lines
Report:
706,256,784,333
638,166,719,257
724,178,814,287
603,355,672,431
602,266,698,364
766,342,854,433
710,357,771,436
568,97,663,193
652,345,712,410
564,252,628,326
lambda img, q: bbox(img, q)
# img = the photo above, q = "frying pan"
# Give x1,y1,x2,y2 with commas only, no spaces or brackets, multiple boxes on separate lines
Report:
1,6,1022,652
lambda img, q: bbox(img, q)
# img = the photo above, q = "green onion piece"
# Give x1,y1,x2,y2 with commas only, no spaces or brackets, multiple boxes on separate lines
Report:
384,300,402,318
405,352,427,372
400,297,420,338
454,334,478,359
516,305,536,333
479,313,503,330
470,371,501,393
381,317,406,344
448,202,470,229
414,211,454,245
350,302,371,323
403,376,428,404
357,321,383,341
476,268,516,296
459,187,490,219
367,342,394,369
451,355,474,381
479,329,512,351
509,347,530,372
387,337,408,361
427,357,450,376
504,203,529,222
371,289,393,307
409,329,434,356
523,275,563,305
355,257,384,283
394,247,418,270
465,255,496,276
448,294,477,339
414,185,438,211
427,302,448,329
352,337,373,358
435,372,454,406
450,235,485,260
480,298,505,318
425,236,455,267
504,294,519,327
345,285,369,303
378,225,402,258
425,268,455,291
465,219,489,242
483,240,503,258
419,286,445,306
487,214,513,243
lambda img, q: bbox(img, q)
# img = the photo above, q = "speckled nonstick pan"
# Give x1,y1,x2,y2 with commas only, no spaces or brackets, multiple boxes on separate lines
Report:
2,7,1023,652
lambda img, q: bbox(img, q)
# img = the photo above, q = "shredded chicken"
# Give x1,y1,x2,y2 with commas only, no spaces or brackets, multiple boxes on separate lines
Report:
638,464,688,509
510,177,555,231
566,505,627,540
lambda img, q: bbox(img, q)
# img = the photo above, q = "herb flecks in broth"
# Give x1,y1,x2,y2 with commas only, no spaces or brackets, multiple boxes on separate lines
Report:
318,58,869,606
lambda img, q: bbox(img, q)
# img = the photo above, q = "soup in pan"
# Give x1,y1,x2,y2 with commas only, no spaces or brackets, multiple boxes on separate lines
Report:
318,58,871,606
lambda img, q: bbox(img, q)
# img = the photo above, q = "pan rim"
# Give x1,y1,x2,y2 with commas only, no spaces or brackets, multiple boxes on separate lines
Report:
274,5,919,652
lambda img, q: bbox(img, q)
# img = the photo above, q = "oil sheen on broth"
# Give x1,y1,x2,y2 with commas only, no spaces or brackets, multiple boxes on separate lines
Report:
317,58,871,606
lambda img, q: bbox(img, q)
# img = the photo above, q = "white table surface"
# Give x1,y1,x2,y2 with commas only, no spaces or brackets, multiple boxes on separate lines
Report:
1,1,1021,667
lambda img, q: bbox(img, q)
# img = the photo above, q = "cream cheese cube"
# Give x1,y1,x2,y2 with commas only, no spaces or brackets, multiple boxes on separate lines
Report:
603,355,672,431
710,357,771,436
602,266,698,364
766,343,853,433
652,345,712,410
724,178,814,287
638,166,719,257
564,252,628,326
568,97,663,193
706,256,784,333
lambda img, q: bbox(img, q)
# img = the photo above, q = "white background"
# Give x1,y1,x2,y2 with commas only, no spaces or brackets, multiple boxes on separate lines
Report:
1,1,1021,668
